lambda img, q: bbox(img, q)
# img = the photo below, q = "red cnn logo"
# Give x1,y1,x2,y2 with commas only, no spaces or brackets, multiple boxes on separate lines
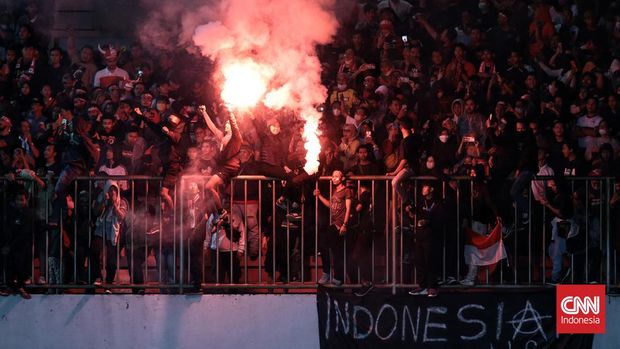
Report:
557,285,606,334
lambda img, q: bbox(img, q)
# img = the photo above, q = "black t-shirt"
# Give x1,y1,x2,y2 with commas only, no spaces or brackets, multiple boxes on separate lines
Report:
402,134,419,170
562,157,587,177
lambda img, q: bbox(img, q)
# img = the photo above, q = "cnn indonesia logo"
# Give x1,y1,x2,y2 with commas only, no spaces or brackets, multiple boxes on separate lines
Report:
557,285,606,334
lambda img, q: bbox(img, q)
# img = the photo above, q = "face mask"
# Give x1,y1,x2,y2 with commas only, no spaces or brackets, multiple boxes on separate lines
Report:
599,128,607,136
439,135,449,143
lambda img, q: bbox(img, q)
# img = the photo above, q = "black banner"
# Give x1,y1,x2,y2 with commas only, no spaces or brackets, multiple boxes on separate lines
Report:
317,287,590,348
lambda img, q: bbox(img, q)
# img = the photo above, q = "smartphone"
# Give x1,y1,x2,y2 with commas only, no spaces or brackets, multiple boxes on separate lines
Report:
464,136,475,143
402,35,408,43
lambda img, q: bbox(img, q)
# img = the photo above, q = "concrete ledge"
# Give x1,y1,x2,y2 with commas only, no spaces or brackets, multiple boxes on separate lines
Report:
0,294,319,349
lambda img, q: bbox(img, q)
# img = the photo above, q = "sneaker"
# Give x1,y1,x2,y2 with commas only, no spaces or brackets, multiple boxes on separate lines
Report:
286,213,302,222
24,278,32,285
276,197,288,210
317,273,330,285
427,288,438,298
408,287,428,296
459,279,475,287
331,279,343,287
36,276,46,285
17,288,31,300
0,289,9,297
104,289,112,294
93,278,102,286
354,283,374,297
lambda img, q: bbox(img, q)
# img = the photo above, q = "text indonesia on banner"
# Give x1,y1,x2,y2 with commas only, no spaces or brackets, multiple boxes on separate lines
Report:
317,288,560,348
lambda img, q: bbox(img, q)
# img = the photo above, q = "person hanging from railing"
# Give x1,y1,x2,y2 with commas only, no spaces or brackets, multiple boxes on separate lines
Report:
231,145,262,260
197,105,242,220
314,170,353,286
50,104,100,227
388,117,419,202
90,180,127,293
133,106,188,210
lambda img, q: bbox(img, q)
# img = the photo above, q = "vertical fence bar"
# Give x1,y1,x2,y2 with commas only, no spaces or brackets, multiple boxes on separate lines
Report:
314,181,318,283
130,180,135,285
269,180,274,283
456,182,461,283
606,178,611,291
391,180,397,295
144,181,148,288
385,180,389,284
158,181,163,285
259,180,263,284
586,182,589,283
542,200,546,285
180,183,185,293
528,189,532,284
371,180,375,282
73,181,78,284
244,179,248,284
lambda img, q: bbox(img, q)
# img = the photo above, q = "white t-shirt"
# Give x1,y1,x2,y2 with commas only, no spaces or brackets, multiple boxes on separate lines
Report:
576,114,602,149
93,67,129,89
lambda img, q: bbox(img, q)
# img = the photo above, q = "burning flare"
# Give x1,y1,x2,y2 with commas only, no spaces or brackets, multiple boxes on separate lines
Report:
190,0,338,175
220,59,273,110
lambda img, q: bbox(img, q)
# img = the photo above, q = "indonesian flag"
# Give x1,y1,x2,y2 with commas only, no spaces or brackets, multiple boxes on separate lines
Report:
464,223,507,266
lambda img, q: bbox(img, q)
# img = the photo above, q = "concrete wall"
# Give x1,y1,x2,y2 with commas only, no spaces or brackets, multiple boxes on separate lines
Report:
0,294,320,349
2,294,619,349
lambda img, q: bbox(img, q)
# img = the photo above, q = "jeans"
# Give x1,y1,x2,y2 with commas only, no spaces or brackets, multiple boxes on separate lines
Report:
548,237,566,281
51,164,85,223
232,203,259,259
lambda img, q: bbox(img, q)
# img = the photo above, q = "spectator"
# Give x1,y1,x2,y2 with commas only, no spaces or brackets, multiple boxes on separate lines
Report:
314,170,352,286
93,45,129,89
90,181,127,292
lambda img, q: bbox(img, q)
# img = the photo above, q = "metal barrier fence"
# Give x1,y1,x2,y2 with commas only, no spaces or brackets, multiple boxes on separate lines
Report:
0,174,617,294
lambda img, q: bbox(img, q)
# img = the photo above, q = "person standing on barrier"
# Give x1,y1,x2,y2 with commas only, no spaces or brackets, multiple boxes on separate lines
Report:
90,180,127,293
51,106,100,226
314,170,353,286
406,183,443,297
198,105,242,219
388,118,419,202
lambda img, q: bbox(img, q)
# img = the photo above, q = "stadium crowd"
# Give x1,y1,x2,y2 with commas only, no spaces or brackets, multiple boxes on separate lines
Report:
1,0,620,298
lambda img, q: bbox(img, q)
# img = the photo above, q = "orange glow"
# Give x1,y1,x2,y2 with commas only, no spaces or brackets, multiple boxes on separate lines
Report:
221,59,272,110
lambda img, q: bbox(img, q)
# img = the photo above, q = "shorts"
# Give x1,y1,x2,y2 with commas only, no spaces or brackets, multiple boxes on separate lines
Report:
163,161,182,189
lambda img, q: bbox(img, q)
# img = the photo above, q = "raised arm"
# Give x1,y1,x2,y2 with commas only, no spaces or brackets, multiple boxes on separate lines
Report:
199,105,224,141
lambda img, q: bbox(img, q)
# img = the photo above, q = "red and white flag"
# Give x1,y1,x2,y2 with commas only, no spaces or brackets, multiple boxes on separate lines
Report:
464,223,507,266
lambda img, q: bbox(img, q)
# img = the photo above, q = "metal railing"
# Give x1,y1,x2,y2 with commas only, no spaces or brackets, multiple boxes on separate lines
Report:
1,174,617,294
